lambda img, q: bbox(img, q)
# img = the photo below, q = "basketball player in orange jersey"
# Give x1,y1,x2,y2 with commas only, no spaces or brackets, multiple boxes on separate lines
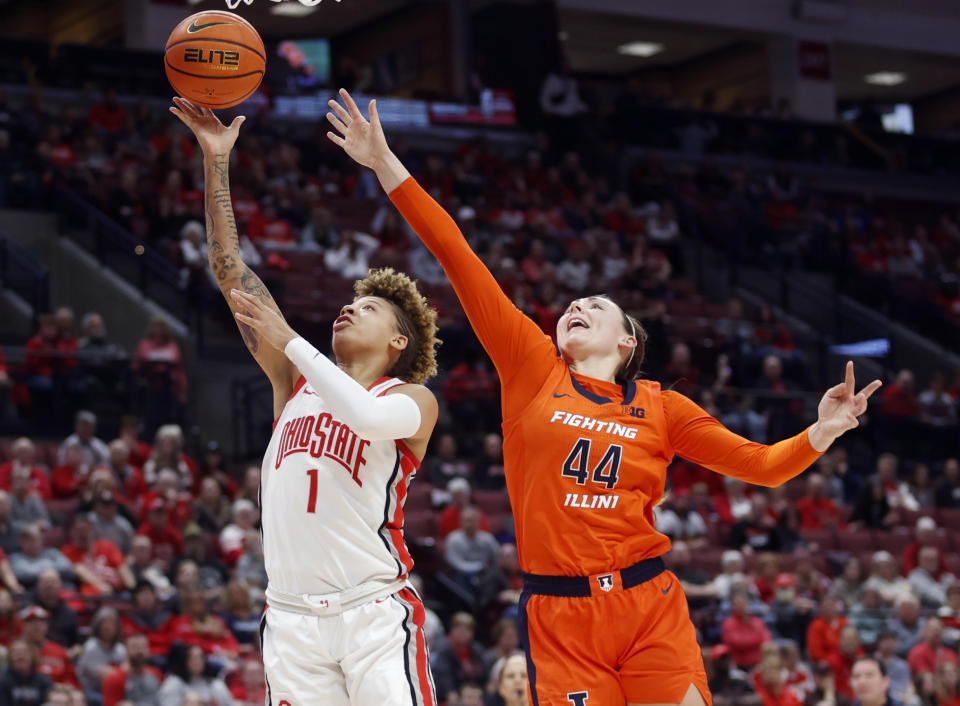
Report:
326,88,883,706
169,97,441,706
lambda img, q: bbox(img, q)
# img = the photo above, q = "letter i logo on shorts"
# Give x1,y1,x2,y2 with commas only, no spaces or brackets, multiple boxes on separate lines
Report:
596,574,613,592
567,692,589,706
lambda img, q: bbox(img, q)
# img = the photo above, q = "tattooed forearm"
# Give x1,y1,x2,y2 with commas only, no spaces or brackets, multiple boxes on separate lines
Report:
213,153,229,190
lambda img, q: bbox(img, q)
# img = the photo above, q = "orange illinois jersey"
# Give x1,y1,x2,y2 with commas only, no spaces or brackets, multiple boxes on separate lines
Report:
391,177,823,578
505,365,673,576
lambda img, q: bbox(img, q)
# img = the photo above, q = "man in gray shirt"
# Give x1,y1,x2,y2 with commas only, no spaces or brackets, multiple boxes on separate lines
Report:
9,468,49,532
103,633,161,706
88,491,134,554
886,593,926,658
10,524,75,589
57,410,110,469
444,506,500,579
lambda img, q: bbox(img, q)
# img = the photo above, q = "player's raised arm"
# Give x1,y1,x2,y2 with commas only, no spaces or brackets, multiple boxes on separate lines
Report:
325,89,557,406
666,361,882,487
169,98,297,415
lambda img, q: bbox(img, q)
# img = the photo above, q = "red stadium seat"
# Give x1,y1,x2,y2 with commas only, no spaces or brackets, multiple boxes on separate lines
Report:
833,529,875,554
404,482,434,513
799,528,836,551
404,511,438,541
472,489,511,516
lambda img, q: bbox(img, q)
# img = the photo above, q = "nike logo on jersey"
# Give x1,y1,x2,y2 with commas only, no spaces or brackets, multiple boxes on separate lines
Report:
661,584,672,595
187,20,235,33
553,392,572,398
549,410,639,439
563,493,620,509
275,413,370,487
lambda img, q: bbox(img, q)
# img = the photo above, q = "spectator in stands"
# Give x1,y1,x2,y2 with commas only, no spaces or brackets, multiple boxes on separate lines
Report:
776,506,807,553
0,438,52,500
827,625,863,702
849,587,887,649
77,313,127,388
494,652,528,706
797,474,842,530
803,659,850,706
445,506,499,588
473,433,506,490
33,569,78,649
873,632,913,705
881,369,921,418
770,573,815,648
229,658,265,706
430,612,486,703
77,607,126,698
655,487,708,547
908,546,954,608
850,477,896,530
727,492,780,553
706,644,758,706
51,441,89,499
219,500,257,568
714,477,753,526
11,525,74,589
556,241,592,294
664,342,700,396
237,467,260,507
439,478,490,538
426,433,472,488
808,596,849,664
20,607,78,687
197,442,236,499
665,540,717,609
0,639,52,706
919,371,958,428
936,458,960,508
120,581,170,658
100,633,162,706
88,89,126,133
143,425,194,490
24,314,73,418
157,644,234,706
136,498,183,562
62,514,134,596
0,491,19,556
102,440,146,507
58,410,109,470
904,516,943,575
755,654,803,706
174,524,227,597
133,317,188,414
794,550,831,600
323,230,380,278
9,467,49,532
166,587,239,660
118,416,151,470
89,491,135,554
220,581,258,655
713,550,748,600
886,593,925,659
849,656,895,706
939,583,960,648
752,552,781,603
481,618,520,678
863,552,911,607
779,641,813,702
907,618,958,680
721,586,772,669
929,660,960,706
906,463,936,509
235,532,266,596
830,556,866,609
126,535,169,596
477,542,523,618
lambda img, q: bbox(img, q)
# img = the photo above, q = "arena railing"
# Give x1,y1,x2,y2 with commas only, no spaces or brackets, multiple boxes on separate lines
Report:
0,231,49,330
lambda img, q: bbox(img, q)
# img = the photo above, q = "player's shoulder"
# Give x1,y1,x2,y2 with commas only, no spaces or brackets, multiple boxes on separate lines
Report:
383,381,437,403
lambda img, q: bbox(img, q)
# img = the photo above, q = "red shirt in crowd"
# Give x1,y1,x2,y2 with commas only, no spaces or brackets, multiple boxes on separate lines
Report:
102,665,164,706
165,615,240,657
0,463,52,500
881,384,921,417
50,464,86,499
796,497,842,529
136,523,183,560
827,649,864,700
907,641,959,676
438,506,491,538
120,614,171,657
806,615,849,663
62,540,126,594
720,614,772,669
752,672,803,706
230,680,266,706
24,335,76,378
247,214,296,244
35,640,80,687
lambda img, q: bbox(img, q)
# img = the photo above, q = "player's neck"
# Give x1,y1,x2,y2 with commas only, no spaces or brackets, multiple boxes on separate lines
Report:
568,354,619,384
337,357,390,389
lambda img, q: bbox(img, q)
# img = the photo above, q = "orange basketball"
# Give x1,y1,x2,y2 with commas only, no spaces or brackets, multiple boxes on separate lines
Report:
164,11,265,110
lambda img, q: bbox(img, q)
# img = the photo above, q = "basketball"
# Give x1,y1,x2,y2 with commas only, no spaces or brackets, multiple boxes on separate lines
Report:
164,10,265,109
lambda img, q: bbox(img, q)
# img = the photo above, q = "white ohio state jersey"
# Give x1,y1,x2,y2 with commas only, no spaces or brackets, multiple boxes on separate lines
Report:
260,375,419,595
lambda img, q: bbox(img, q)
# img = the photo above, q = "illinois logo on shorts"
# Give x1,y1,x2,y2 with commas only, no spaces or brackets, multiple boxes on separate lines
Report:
596,574,614,592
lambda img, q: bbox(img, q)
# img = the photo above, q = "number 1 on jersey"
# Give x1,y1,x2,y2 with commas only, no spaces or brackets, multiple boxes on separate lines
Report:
561,438,622,489
306,468,318,513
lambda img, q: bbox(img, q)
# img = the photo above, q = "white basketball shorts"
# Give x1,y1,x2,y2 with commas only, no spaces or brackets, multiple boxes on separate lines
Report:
260,586,437,706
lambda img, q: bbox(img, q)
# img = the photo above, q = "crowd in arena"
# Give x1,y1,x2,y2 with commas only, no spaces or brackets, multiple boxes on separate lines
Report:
0,78,957,706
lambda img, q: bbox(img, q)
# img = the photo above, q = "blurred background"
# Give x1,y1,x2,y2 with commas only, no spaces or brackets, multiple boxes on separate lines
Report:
0,0,958,704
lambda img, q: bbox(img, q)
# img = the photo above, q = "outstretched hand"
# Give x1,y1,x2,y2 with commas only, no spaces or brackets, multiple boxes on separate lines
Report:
230,289,299,352
326,88,389,170
810,361,882,451
169,97,245,156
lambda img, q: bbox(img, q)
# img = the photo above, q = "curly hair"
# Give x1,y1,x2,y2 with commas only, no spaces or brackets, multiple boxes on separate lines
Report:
354,268,440,384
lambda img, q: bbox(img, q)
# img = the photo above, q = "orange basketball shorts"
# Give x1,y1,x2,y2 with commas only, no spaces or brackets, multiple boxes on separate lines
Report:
518,558,712,705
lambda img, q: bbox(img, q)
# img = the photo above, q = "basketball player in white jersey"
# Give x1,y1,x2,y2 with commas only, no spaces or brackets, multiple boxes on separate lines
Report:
170,97,441,706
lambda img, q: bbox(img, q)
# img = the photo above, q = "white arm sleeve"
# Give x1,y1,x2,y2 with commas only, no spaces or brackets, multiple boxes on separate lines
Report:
284,337,422,441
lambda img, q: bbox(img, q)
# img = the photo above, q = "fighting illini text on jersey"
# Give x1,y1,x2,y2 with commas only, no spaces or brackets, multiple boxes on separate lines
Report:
261,375,418,594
